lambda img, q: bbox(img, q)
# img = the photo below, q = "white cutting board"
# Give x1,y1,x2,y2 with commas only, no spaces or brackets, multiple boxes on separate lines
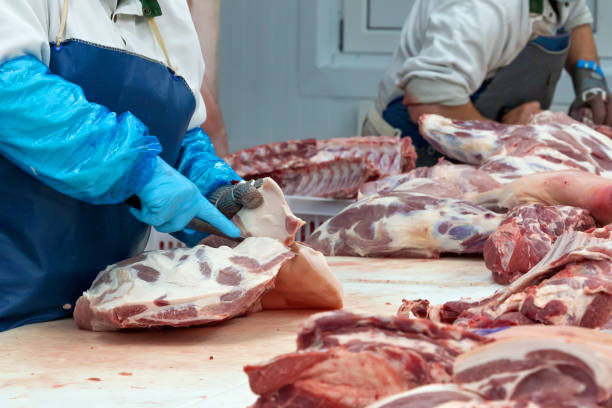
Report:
0,257,500,408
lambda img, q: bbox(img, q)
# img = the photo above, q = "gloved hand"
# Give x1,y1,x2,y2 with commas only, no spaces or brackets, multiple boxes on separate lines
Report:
569,61,612,126
129,157,240,237
209,179,264,219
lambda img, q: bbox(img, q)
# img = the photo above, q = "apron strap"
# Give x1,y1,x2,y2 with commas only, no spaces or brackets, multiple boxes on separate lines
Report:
147,18,176,73
54,0,176,73
56,0,69,46
366,102,402,137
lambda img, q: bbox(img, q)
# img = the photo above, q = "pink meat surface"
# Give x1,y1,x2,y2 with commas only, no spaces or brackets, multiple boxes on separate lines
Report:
359,160,500,199
244,311,486,408
419,112,612,183
306,193,502,258
74,237,294,331
469,170,612,225
483,204,595,284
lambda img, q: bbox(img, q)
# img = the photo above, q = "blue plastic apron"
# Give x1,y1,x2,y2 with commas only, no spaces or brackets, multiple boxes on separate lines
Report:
0,16,196,330
384,32,570,167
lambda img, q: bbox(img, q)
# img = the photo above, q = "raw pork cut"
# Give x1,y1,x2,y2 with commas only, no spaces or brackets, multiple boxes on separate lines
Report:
260,242,343,310
233,177,305,246
419,112,612,183
306,192,502,258
359,160,500,198
244,311,486,408
453,326,612,406
73,237,294,331
366,384,483,408
469,171,612,225
225,136,416,198
401,230,612,329
483,204,595,284
260,158,368,199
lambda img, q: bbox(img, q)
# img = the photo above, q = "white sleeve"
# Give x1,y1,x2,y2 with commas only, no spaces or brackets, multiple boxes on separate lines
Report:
565,0,593,31
0,1,50,65
396,0,512,106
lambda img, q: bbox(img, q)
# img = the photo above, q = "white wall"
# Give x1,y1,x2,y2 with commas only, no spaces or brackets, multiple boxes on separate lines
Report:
219,0,369,152
218,0,612,153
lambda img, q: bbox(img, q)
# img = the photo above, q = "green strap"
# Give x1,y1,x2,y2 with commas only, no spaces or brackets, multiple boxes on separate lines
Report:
529,0,544,14
140,0,162,17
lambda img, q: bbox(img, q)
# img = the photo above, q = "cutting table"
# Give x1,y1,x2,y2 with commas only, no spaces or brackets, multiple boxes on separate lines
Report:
0,256,501,408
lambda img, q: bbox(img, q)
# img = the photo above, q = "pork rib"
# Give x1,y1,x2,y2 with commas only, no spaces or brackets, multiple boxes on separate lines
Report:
73,237,294,331
306,193,502,258
225,136,416,198
244,311,486,408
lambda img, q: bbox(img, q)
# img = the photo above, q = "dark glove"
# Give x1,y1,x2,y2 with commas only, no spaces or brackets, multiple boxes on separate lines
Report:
208,179,264,219
569,61,612,126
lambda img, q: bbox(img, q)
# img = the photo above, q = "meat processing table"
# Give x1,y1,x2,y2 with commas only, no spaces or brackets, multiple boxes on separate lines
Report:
0,257,501,408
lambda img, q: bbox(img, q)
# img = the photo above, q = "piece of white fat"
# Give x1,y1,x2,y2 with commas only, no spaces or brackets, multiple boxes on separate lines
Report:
233,177,305,246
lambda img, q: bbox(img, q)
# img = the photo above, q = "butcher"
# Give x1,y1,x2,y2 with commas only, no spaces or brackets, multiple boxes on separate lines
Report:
0,0,261,331
362,0,610,166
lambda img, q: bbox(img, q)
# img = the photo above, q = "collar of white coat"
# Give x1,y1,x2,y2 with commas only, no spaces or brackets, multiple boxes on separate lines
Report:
105,0,145,17
530,0,562,38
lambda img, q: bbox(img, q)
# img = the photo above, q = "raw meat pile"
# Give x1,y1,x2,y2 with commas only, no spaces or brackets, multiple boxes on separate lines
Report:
74,178,343,331
400,228,612,329
244,311,486,407
419,111,612,183
245,311,612,408
225,136,417,198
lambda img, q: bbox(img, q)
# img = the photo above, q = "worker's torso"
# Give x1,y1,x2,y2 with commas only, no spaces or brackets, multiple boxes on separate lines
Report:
2,0,206,128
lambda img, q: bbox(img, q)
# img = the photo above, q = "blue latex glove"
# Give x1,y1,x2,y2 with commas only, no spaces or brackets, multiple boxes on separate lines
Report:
171,128,243,245
0,55,161,204
130,157,241,236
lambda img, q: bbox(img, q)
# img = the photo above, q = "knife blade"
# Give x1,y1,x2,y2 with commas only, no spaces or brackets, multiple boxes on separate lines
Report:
125,195,244,242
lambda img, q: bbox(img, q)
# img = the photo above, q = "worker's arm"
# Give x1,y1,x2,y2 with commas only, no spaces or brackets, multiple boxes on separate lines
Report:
565,24,612,125
406,101,541,125
565,24,599,75
188,0,230,157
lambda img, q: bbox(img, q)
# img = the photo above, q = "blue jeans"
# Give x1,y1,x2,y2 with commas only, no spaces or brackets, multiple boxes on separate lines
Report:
382,97,442,167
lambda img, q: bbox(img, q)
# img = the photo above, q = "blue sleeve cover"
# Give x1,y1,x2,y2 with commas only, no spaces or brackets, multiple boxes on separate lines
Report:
0,55,161,204
177,127,241,198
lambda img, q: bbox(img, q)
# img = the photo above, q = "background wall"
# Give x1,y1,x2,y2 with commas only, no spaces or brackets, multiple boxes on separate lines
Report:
218,0,612,153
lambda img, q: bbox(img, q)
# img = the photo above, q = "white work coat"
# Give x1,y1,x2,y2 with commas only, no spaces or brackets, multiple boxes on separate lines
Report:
0,0,207,130
375,0,593,113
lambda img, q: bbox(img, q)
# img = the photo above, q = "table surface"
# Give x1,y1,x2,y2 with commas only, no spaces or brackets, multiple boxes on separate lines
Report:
0,256,500,408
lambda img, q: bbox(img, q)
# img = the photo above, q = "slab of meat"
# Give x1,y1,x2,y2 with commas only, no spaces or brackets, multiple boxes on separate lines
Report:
73,237,294,331
260,158,369,199
366,384,483,408
469,171,612,225
306,192,502,258
402,230,612,329
225,136,416,198
419,112,612,183
453,327,612,406
359,160,500,199
224,139,318,176
244,311,486,408
233,177,305,246
260,242,343,310
483,204,595,284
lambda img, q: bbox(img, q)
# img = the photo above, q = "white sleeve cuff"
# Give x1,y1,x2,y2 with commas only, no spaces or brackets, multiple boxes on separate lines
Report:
401,77,471,106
